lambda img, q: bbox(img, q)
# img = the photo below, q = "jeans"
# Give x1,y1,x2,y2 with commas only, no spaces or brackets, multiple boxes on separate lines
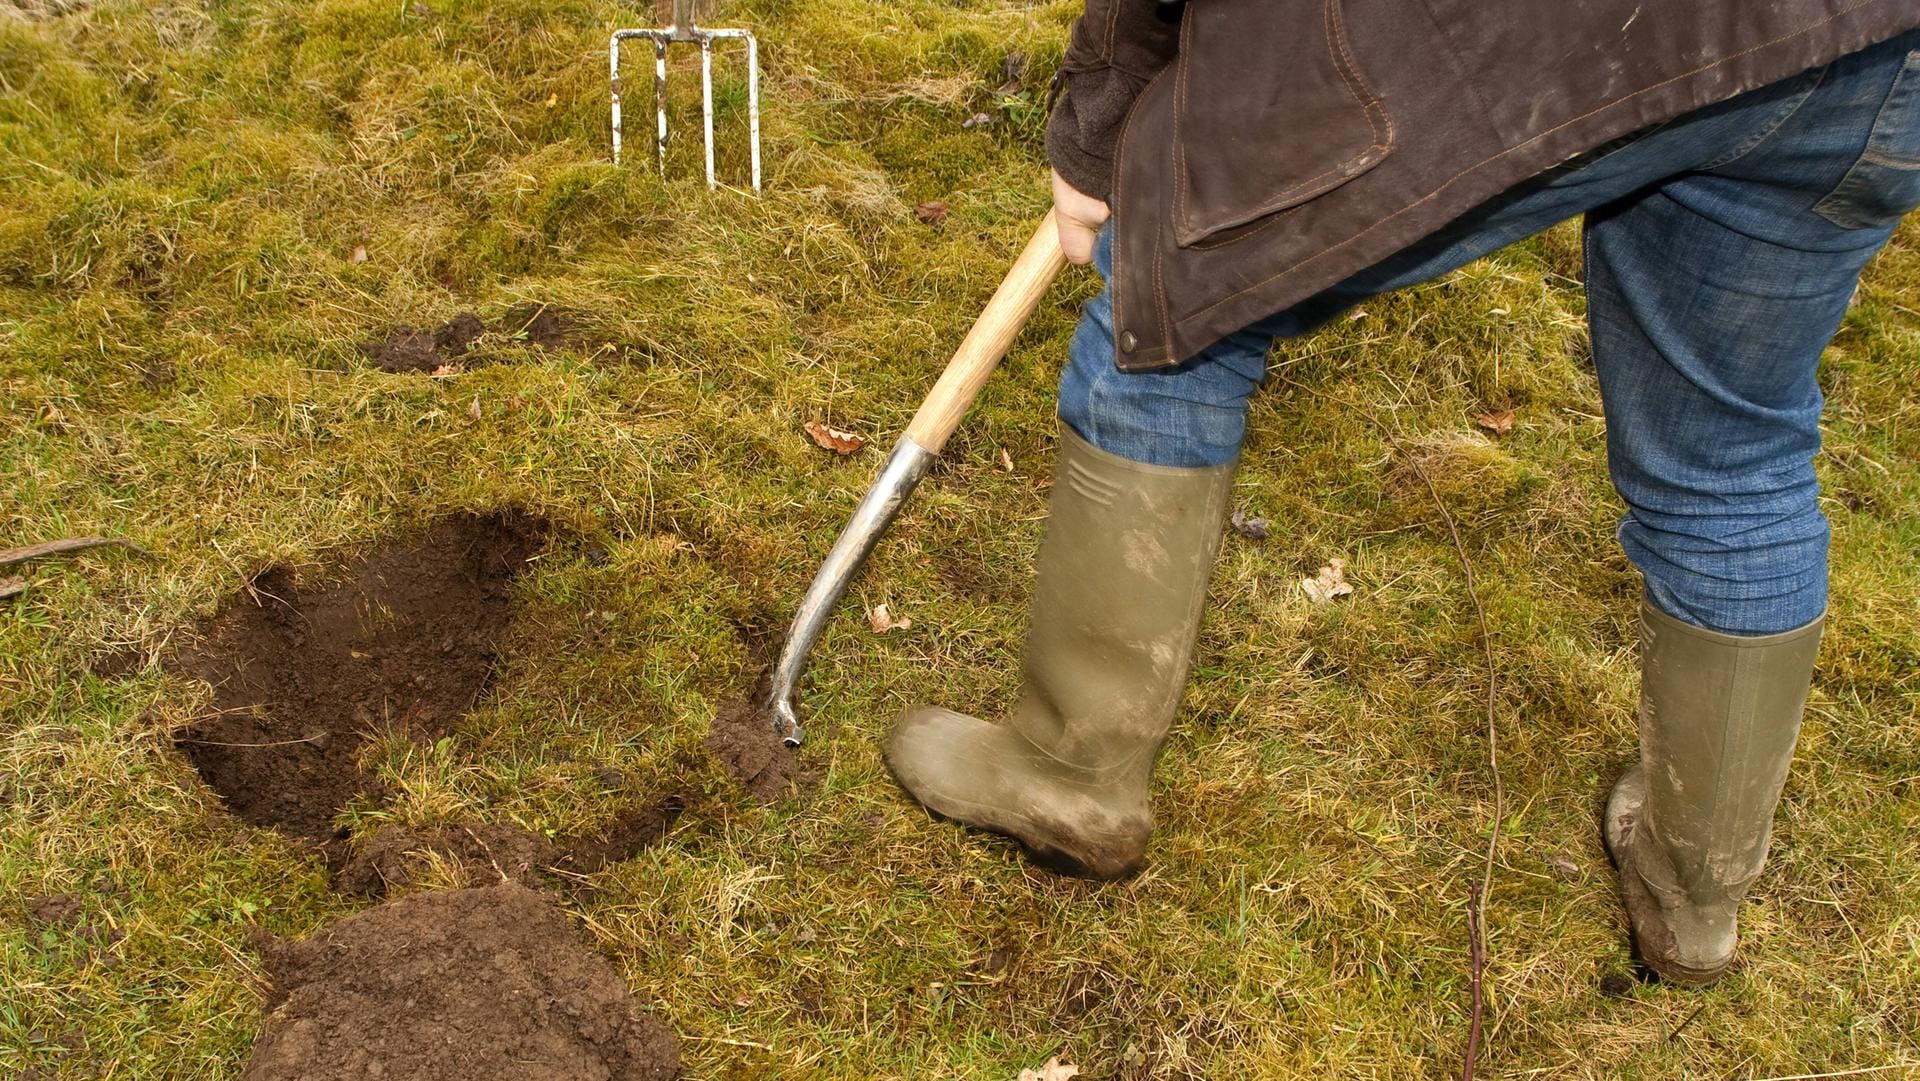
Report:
1059,31,1920,635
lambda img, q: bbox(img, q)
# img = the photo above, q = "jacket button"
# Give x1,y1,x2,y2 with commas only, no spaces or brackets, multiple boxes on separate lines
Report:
1119,329,1137,353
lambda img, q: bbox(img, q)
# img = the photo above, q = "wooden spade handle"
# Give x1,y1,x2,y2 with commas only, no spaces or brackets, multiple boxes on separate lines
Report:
903,211,1068,453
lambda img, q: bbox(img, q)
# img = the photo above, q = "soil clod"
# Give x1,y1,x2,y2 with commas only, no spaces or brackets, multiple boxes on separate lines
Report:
500,301,576,350
707,697,812,803
358,312,486,372
243,883,679,1081
172,511,547,839
360,304,587,372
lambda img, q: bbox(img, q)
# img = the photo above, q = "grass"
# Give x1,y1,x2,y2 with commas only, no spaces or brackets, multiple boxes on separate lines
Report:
3,0,1919,1077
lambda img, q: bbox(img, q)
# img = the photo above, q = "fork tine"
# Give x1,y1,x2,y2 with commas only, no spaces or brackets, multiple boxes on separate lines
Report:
654,36,669,175
700,37,716,190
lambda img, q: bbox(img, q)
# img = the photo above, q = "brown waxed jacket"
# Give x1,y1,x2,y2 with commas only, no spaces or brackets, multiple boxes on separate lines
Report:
1045,0,1920,370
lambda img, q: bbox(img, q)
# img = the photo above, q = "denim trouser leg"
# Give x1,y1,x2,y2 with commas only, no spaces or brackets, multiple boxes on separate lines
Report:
1057,30,1920,634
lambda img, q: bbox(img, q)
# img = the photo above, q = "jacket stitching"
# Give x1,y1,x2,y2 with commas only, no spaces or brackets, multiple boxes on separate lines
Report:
1165,0,1894,332
1172,0,1396,243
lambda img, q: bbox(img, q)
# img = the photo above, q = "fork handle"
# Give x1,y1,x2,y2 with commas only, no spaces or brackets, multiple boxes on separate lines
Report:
903,211,1068,453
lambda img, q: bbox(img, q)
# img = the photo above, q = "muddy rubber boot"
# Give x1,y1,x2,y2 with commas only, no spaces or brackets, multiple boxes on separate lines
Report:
1604,599,1823,986
885,427,1234,879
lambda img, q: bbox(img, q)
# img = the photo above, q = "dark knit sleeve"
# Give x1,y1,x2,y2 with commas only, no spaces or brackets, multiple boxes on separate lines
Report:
1044,0,1185,202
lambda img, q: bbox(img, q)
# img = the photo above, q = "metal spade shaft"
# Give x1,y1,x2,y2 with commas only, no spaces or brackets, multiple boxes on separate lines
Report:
765,212,1068,745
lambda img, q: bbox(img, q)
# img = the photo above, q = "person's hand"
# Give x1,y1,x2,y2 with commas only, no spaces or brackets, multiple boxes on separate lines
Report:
1051,168,1110,266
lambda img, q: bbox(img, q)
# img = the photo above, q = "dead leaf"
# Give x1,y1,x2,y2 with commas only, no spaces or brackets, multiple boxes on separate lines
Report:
411,1,431,15
1547,851,1581,880
997,447,1014,472
0,576,29,601
1474,409,1516,436
914,200,950,225
544,92,558,108
1347,309,1368,321
867,603,911,634
1017,1058,1081,1081
961,111,995,129
349,244,368,264
467,396,481,420
1300,557,1354,604
1000,50,1028,84
803,420,868,455
1230,509,1271,542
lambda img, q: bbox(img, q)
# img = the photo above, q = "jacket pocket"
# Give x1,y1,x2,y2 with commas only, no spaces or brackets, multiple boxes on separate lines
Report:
1814,49,1920,230
1170,0,1391,246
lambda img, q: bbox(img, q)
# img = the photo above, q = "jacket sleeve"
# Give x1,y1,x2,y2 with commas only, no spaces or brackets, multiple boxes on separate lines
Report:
1045,0,1185,203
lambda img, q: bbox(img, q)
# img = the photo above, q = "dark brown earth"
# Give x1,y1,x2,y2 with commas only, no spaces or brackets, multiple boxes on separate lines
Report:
358,312,486,372
243,883,679,1081
333,796,688,897
359,304,584,372
23,893,82,926
500,301,576,350
172,512,547,840
706,696,813,803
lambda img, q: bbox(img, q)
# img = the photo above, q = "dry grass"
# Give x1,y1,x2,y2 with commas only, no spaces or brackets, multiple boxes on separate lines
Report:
3,0,1919,1078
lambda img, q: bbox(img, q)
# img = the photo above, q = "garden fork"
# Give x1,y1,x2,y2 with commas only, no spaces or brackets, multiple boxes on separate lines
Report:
610,0,762,192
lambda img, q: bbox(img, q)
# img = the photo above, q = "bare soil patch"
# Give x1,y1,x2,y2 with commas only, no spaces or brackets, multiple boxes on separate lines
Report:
359,303,587,372
358,312,486,373
171,511,547,840
333,795,689,897
707,695,814,802
243,882,678,1081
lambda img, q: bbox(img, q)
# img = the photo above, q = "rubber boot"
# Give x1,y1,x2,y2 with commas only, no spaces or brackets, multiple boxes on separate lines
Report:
885,427,1234,879
1604,599,1823,986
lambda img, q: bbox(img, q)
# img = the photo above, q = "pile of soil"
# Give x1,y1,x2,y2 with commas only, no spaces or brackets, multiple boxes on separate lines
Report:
359,304,581,373
333,796,688,897
172,512,547,839
706,697,814,803
244,883,679,1081
359,313,485,372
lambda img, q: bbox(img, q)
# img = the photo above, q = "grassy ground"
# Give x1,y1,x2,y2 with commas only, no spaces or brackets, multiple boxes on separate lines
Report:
4,0,1919,1077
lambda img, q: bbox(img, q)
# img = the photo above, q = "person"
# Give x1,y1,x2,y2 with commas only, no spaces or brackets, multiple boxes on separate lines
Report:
883,0,1920,989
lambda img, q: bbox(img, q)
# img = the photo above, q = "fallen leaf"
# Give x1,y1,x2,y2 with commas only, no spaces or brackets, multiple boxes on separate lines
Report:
997,447,1014,472
1000,50,1028,84
1300,557,1354,604
867,603,911,634
1474,409,1516,436
961,111,995,129
411,1,431,15
914,200,950,225
1347,309,1368,321
0,575,29,601
803,420,868,455
467,396,481,420
1547,851,1581,880
429,363,463,378
1017,1058,1081,1081
349,244,368,264
544,92,558,108
1230,509,1271,542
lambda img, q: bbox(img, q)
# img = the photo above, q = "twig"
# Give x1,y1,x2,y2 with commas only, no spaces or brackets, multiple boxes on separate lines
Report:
1744,1066,1919,1081
0,536,155,568
1665,1000,1708,1044
173,735,321,748
1376,422,1506,1081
